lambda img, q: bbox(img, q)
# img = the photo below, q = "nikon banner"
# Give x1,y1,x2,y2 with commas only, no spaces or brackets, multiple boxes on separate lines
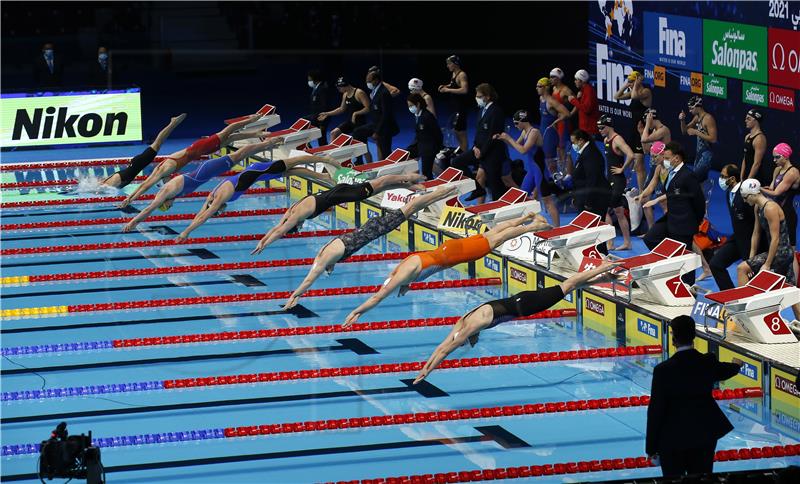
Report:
437,205,487,237
1,90,142,148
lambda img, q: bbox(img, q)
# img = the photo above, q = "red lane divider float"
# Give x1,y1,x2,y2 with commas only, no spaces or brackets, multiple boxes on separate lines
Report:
332,444,797,484
112,310,576,348
162,345,660,390
0,186,284,209
0,228,348,257
1,170,238,189
4,208,285,231
29,252,413,284
0,156,207,172
222,387,760,438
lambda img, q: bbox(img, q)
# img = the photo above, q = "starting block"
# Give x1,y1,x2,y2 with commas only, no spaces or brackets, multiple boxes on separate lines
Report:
412,168,475,223
224,104,281,130
465,188,540,227
527,211,615,270
352,149,417,179
303,134,368,176
600,238,700,306
704,271,799,344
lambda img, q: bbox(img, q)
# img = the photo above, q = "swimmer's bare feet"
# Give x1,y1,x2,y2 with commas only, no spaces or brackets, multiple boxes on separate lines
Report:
697,270,712,281
171,113,187,125
611,243,632,251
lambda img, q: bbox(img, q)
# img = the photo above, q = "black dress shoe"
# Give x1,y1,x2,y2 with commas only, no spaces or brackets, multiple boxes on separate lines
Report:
464,186,486,201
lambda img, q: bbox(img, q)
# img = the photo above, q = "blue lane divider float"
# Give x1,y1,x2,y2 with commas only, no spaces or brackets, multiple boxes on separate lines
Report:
2,381,163,402
2,341,115,356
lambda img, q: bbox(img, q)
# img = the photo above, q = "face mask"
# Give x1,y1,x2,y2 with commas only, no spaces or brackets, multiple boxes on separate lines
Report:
571,143,581,152
43,49,54,60
408,106,418,115
366,82,375,90
476,97,486,108
662,158,673,171
98,53,108,63
718,177,729,190
307,80,315,88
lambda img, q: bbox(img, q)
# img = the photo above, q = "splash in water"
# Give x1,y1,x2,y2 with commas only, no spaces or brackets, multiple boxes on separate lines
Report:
70,174,121,196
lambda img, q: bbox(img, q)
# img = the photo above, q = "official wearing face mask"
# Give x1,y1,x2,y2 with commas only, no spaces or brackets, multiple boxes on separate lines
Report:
92,46,111,88
304,69,331,146
33,42,64,88
405,93,443,180
642,141,706,285
352,70,400,164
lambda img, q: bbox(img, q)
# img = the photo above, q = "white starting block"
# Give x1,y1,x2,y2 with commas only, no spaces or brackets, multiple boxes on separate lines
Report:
352,149,418,179
224,104,281,130
302,134,368,177
465,188,540,227
529,211,616,270
411,168,475,222
595,238,701,306
265,118,321,155
705,271,799,344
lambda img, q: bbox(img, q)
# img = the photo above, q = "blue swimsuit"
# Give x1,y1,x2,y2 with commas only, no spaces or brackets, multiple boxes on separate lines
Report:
177,155,236,198
216,160,286,203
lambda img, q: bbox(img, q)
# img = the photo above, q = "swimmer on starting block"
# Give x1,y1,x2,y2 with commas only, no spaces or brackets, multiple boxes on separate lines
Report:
250,173,428,254
121,136,286,233
101,114,187,189
413,261,618,384
120,113,268,207
282,185,459,309
343,212,552,327
174,154,342,241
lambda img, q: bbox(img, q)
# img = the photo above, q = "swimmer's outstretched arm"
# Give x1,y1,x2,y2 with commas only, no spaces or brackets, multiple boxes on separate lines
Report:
251,202,307,254
343,260,420,327
122,180,182,232
120,158,177,208
176,191,227,241
283,241,344,309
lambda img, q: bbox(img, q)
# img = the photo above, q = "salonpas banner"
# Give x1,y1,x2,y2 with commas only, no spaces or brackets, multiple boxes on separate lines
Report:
703,19,767,83
1,92,142,148
334,167,369,185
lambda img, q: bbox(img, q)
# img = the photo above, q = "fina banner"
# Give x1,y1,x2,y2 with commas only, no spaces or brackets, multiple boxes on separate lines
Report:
1,91,142,148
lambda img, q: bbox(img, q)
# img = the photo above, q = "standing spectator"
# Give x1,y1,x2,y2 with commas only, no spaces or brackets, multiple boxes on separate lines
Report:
570,129,611,225
643,141,705,284
438,55,470,152
761,143,799,247
639,109,672,228
680,96,717,184
405,92,442,180
597,115,635,251
353,69,399,163
549,67,575,169
91,46,110,87
646,315,741,478
738,179,796,285
318,77,370,141
451,83,507,202
709,165,759,290
408,78,435,117
305,69,332,146
568,69,599,135
614,71,652,191
741,109,772,186
33,42,64,88
368,66,401,97
537,78,571,196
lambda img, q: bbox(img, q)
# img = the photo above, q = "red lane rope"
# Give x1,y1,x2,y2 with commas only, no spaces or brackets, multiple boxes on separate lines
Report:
31,251,414,283
161,345,661,390
0,156,205,172
0,186,284,209
330,443,797,484
1,229,348,257
111,310,577,348
4,208,285,231
68,278,501,315
1,170,238,189
223,387,760,438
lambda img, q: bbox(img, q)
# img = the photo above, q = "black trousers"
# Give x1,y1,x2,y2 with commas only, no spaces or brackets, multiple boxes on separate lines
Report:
451,150,506,201
305,113,329,146
352,124,392,164
643,217,696,285
659,442,716,478
709,239,743,291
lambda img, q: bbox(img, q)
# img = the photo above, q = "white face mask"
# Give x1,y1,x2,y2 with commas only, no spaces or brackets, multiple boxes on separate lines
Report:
662,158,673,171
408,106,418,115
366,82,375,90
718,177,729,190
571,143,581,152
307,80,315,88
476,97,486,108
98,53,108,61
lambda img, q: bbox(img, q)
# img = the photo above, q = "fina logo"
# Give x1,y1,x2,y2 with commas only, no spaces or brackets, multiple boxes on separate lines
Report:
733,358,758,380
659,17,686,58
367,209,379,218
421,230,436,246
483,256,500,273
596,43,633,104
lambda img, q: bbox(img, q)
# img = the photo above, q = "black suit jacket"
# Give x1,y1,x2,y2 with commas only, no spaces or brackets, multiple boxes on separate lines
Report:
33,56,64,88
572,141,610,212
473,103,506,162
646,349,740,455
90,63,110,87
309,82,330,117
665,165,706,236
408,109,443,155
369,84,399,137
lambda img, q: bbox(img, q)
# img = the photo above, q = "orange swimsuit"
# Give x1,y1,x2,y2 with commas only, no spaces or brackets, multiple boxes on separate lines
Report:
414,234,491,280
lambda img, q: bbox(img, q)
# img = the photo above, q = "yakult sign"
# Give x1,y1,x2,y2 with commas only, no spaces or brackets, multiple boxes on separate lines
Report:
769,27,800,90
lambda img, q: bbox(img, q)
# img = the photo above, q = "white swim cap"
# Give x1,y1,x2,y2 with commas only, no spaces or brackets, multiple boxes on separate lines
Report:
575,69,590,82
549,67,564,79
739,178,761,196
408,78,423,91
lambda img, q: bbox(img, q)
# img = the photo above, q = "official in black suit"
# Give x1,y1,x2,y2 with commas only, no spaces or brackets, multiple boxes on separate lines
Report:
405,93,443,180
305,69,331,146
451,83,508,201
33,42,64,88
646,315,741,477
569,129,610,218
709,164,762,290
353,70,399,164
90,46,110,88
643,142,705,284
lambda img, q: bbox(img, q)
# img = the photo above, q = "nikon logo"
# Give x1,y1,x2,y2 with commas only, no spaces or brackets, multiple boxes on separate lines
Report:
442,211,484,231
12,107,127,140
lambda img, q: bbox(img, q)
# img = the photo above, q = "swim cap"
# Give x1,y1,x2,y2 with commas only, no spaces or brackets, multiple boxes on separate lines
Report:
536,77,550,87
549,67,564,79
574,69,590,82
335,77,348,88
597,114,613,127
446,54,461,66
368,65,381,74
627,71,641,81
408,78,423,91
513,110,529,123
774,142,793,159
643,108,658,120
739,178,761,196
687,95,702,108
747,108,763,121
650,141,666,156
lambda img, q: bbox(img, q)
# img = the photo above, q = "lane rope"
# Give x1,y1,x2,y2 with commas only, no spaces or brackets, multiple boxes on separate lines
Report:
0,156,208,172
1,170,238,189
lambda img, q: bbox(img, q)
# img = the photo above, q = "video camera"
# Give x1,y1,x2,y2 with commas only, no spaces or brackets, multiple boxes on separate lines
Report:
39,422,104,483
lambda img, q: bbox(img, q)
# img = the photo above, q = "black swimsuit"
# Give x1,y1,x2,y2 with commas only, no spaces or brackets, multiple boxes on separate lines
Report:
307,182,375,220
113,147,158,188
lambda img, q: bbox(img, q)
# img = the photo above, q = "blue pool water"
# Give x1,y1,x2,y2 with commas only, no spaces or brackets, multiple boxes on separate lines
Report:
1,145,798,483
